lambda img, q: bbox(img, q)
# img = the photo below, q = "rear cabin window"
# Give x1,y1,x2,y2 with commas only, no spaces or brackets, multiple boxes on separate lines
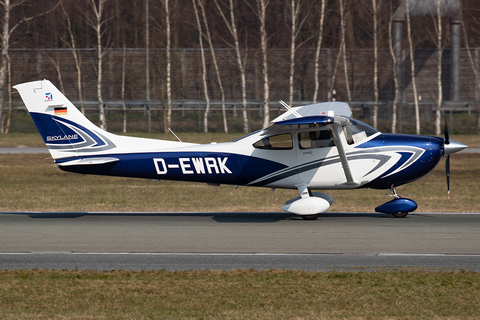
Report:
299,130,335,149
253,133,293,150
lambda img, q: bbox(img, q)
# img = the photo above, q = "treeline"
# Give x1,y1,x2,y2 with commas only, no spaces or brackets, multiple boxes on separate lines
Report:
8,0,480,50
1,0,480,135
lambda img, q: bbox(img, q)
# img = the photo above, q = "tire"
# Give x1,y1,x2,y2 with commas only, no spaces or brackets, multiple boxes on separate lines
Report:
392,212,409,218
301,214,321,220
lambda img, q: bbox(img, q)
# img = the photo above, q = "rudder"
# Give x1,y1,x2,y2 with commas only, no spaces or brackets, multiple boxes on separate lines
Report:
14,80,117,159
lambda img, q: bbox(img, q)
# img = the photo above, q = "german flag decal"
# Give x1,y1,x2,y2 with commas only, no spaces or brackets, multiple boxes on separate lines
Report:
54,107,67,116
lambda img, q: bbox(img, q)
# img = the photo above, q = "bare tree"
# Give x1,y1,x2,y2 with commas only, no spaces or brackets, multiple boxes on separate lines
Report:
254,0,271,128
0,0,59,133
0,0,14,133
462,20,480,135
435,0,443,135
214,0,249,133
197,0,228,133
43,52,65,94
339,0,351,102
434,0,442,136
161,0,172,133
388,4,399,134
372,0,379,129
122,43,127,133
87,0,109,131
313,0,326,103
405,0,420,135
287,0,310,107
192,0,210,133
60,2,85,114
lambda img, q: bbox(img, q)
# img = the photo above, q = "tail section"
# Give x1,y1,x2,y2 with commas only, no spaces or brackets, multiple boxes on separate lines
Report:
14,80,190,160
14,80,119,159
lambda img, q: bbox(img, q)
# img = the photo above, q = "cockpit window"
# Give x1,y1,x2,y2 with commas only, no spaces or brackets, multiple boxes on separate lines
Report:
299,130,335,149
253,133,293,150
344,119,378,145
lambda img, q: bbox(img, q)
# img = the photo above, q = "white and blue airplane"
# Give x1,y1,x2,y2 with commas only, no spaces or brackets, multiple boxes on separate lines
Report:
14,79,467,219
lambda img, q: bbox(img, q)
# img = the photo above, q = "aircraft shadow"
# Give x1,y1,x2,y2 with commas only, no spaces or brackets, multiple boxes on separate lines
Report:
1,211,393,222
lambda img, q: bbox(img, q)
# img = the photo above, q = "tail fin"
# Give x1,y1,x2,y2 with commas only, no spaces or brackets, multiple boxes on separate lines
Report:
14,80,190,160
14,80,120,159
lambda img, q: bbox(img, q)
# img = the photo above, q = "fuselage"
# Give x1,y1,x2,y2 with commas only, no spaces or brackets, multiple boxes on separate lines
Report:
56,120,445,191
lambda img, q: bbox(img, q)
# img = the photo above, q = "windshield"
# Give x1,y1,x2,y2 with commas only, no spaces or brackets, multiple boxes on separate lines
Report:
344,118,378,145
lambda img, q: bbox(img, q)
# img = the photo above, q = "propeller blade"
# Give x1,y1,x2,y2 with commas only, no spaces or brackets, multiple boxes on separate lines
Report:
444,119,450,145
446,155,450,199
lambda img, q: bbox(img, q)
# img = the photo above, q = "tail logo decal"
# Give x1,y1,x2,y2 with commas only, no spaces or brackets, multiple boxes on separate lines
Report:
30,112,116,153
45,92,53,101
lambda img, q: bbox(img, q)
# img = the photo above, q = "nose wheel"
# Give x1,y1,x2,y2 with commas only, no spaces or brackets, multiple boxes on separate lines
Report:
375,186,417,218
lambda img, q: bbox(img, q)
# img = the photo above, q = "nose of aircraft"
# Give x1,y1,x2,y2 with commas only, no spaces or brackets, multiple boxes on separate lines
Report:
444,140,468,156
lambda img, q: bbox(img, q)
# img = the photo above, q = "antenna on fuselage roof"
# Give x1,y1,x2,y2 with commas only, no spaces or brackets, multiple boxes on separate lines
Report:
279,100,301,118
168,128,183,143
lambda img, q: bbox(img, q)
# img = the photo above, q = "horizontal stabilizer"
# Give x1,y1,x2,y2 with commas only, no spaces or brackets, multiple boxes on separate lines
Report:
56,157,119,167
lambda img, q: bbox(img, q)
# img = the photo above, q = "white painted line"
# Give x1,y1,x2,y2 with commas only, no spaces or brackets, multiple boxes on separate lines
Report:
2,252,480,257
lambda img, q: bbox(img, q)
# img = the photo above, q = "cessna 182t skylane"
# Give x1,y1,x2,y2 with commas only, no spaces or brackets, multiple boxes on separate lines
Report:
14,79,467,219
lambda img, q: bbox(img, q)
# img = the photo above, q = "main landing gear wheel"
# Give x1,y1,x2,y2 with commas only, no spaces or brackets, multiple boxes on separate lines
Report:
301,214,321,220
391,212,409,218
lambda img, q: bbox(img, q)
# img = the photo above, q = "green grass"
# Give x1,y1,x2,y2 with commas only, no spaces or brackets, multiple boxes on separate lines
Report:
1,133,479,319
1,269,480,319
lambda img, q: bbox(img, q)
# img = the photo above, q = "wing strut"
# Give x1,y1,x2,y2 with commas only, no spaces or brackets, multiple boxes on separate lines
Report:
331,122,359,186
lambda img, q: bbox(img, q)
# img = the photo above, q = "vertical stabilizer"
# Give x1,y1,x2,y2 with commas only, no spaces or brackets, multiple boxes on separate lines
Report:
14,80,118,159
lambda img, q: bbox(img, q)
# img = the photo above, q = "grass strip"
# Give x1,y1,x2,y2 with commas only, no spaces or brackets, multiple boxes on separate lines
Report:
1,269,480,319
0,153,479,212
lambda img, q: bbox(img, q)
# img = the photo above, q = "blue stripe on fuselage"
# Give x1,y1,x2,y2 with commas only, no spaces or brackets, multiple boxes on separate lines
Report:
360,133,443,189
55,152,288,186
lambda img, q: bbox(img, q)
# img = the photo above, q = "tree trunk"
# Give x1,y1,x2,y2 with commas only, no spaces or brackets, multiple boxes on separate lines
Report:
214,0,248,133
0,0,10,134
257,0,270,128
88,0,107,131
288,0,297,107
61,2,85,114
165,0,172,133
406,0,420,135
372,0,378,129
313,0,325,103
192,0,210,133
122,43,127,133
198,0,228,133
435,0,442,136
44,53,65,94
339,0,351,102
388,6,399,134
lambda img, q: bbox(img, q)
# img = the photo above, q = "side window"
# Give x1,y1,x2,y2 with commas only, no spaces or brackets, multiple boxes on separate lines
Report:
253,133,293,150
298,130,335,149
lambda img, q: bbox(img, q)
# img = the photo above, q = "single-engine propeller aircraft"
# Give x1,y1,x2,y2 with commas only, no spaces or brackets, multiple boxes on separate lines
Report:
14,79,468,219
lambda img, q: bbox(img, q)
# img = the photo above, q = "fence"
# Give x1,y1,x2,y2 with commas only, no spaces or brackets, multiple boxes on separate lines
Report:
6,47,480,134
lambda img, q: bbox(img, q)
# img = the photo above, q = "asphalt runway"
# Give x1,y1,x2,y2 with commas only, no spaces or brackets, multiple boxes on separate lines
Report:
1,211,479,271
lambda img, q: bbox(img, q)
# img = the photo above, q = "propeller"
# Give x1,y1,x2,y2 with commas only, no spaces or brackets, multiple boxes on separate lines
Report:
444,119,450,199
444,120,450,199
